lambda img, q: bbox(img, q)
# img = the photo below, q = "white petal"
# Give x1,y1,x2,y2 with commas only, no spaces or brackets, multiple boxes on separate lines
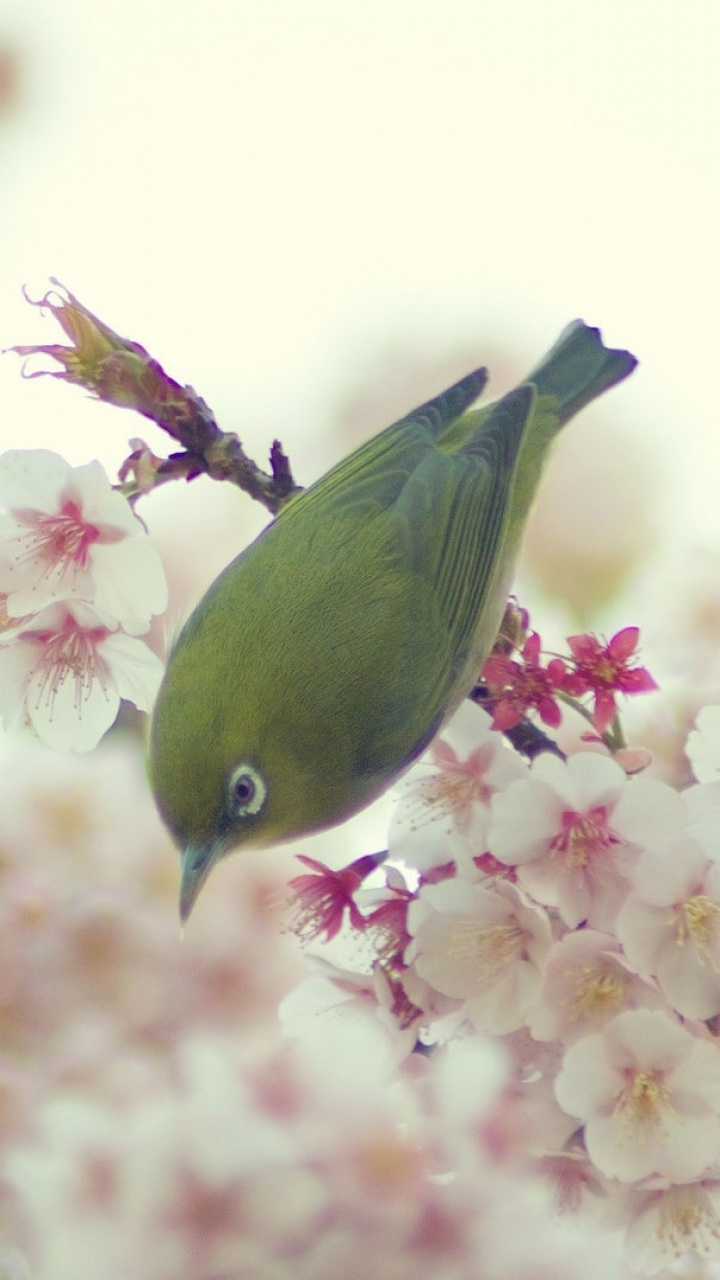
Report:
91,538,168,633
489,778,562,864
63,460,141,535
613,778,686,850
566,752,626,809
554,1033,617,1116
100,632,164,712
26,658,120,753
616,896,672,973
0,640,36,724
0,449,69,512
657,940,720,1020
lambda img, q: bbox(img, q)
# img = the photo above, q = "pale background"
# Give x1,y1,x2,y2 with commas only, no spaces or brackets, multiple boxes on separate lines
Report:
1,10,719,1266
1,0,719,753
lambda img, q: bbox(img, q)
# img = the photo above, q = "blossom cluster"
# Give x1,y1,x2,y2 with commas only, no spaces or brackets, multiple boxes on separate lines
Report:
481,614,657,736
0,735,629,1280
285,673,720,1277
0,449,167,750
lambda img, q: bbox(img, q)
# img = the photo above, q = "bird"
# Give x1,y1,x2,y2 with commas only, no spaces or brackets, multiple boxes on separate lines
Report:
148,321,637,919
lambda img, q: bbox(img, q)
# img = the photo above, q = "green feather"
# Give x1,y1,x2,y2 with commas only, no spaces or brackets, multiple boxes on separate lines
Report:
149,321,637,912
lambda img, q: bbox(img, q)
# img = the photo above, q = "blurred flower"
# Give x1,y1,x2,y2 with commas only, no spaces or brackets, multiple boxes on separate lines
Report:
0,1250,31,1280
686,705,720,783
619,1179,720,1275
279,956,422,1057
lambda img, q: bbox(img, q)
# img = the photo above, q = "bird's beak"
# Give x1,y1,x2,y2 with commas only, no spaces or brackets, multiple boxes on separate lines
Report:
179,841,222,922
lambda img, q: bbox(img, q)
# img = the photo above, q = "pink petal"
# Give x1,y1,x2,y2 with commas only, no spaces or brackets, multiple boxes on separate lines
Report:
618,666,658,694
591,692,617,734
567,633,601,662
608,626,640,661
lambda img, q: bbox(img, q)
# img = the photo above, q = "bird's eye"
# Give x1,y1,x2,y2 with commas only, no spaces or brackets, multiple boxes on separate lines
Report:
227,763,267,818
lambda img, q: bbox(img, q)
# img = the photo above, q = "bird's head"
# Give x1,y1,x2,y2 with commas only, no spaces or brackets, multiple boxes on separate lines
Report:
147,625,313,920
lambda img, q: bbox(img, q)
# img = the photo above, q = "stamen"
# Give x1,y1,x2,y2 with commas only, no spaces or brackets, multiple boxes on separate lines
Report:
449,916,524,978
675,895,720,969
566,963,625,1023
10,501,100,581
613,1068,674,1144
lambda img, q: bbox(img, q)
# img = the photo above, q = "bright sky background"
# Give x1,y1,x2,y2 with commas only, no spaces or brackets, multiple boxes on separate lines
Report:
0,0,718,617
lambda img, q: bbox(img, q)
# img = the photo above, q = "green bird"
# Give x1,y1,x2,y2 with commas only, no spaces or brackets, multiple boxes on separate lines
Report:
149,321,637,918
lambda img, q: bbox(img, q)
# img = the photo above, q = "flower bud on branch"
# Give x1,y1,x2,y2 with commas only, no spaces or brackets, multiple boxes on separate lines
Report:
7,282,300,514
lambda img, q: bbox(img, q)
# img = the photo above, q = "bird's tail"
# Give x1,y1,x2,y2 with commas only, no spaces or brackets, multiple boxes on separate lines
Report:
527,319,637,426
493,320,637,557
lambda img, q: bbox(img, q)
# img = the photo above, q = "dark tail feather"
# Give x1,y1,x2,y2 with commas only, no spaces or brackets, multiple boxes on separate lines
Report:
527,320,638,425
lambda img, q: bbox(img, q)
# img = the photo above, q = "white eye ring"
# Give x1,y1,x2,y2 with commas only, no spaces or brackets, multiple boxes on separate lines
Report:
227,764,267,817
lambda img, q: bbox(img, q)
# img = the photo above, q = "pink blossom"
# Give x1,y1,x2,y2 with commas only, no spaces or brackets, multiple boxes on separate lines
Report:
528,928,664,1044
561,626,657,734
0,449,167,633
0,601,163,751
619,1179,720,1274
616,838,720,1019
488,752,685,930
389,701,527,874
279,956,422,1056
406,878,552,1034
537,1149,609,1216
482,629,566,731
286,855,377,943
358,868,413,970
555,1008,720,1182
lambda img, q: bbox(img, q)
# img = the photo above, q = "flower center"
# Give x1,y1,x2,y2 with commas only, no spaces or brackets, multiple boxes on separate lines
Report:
567,964,625,1023
28,615,109,716
658,1185,720,1258
423,768,487,815
31,501,100,571
613,1068,674,1141
450,917,524,977
676,895,720,968
552,805,616,868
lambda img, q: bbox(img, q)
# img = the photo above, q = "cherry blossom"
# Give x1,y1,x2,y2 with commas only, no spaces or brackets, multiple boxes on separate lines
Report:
537,1149,609,1217
357,867,414,970
528,928,664,1044
406,878,552,1034
555,1008,720,1182
481,630,566,731
0,601,163,751
279,956,423,1057
389,701,527,873
619,1179,720,1274
286,854,381,943
0,449,167,634
617,838,720,1019
560,626,657,734
686,705,720,783
488,751,685,930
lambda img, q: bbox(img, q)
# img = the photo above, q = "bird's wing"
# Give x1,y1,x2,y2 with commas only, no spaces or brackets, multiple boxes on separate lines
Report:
276,367,489,524
391,384,537,673
316,382,539,779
